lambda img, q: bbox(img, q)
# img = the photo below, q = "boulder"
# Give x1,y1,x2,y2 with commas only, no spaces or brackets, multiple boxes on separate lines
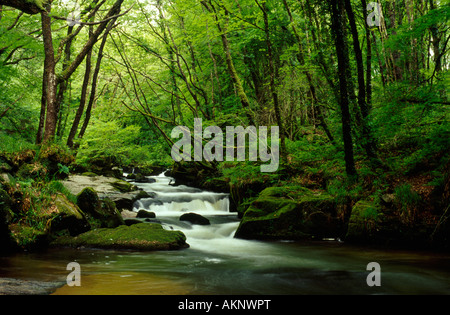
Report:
345,199,436,248
62,175,145,212
110,180,136,193
136,210,156,218
76,188,124,228
0,173,10,184
52,223,189,251
345,200,381,243
76,187,99,215
180,212,210,225
61,175,138,196
234,186,341,240
50,194,91,236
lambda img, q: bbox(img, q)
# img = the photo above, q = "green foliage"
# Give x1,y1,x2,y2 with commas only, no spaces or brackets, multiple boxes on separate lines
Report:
0,133,37,154
394,184,421,213
76,120,168,167
46,180,77,204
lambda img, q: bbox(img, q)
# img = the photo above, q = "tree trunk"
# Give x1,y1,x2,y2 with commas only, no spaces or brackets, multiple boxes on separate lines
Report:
78,19,118,142
255,0,286,157
330,0,357,177
282,0,334,144
36,66,47,144
0,0,45,15
344,0,378,160
67,26,93,149
201,0,254,126
429,0,442,73
41,6,58,143
37,0,124,143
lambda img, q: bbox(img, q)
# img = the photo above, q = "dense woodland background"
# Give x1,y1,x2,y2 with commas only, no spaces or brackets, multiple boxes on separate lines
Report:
0,0,449,249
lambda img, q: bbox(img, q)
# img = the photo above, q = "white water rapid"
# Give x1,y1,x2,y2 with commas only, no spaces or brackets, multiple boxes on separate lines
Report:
129,171,261,255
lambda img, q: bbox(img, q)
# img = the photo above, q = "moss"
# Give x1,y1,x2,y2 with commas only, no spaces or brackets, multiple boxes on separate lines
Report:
259,185,312,199
51,194,90,236
52,223,188,251
345,200,382,242
76,187,99,215
55,194,85,220
111,180,135,193
76,188,124,228
235,186,339,240
10,225,48,250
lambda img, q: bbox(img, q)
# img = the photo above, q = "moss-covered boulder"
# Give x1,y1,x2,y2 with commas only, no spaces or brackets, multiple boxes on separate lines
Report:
52,223,188,251
234,186,341,240
344,198,440,248
49,194,91,236
110,180,136,193
76,187,124,228
345,200,382,243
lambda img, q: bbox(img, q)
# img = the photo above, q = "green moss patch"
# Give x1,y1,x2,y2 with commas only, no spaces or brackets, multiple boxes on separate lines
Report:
52,223,188,251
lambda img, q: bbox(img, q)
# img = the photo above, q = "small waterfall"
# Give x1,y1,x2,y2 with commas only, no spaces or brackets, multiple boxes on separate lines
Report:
129,171,246,253
132,171,230,216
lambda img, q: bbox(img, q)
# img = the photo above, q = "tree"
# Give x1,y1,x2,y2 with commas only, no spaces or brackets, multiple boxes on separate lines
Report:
0,0,47,15
37,0,125,144
329,0,357,177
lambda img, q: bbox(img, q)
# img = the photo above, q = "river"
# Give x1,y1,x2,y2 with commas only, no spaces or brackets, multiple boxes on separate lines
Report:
1,172,450,295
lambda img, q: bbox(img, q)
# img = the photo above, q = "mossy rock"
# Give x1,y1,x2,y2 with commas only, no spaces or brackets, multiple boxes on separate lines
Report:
38,144,75,166
345,200,436,248
110,180,136,193
97,198,125,228
52,223,188,251
50,194,91,236
234,186,341,240
345,200,381,243
76,187,99,215
76,187,124,228
258,185,311,199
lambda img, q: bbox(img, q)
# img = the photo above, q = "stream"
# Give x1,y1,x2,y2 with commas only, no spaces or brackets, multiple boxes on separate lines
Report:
1,171,450,295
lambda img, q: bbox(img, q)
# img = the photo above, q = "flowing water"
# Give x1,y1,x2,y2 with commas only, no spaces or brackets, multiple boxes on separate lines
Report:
1,172,450,295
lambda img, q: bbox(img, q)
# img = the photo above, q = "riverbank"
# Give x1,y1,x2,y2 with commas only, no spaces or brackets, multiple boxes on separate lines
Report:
0,154,189,253
1,169,450,296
